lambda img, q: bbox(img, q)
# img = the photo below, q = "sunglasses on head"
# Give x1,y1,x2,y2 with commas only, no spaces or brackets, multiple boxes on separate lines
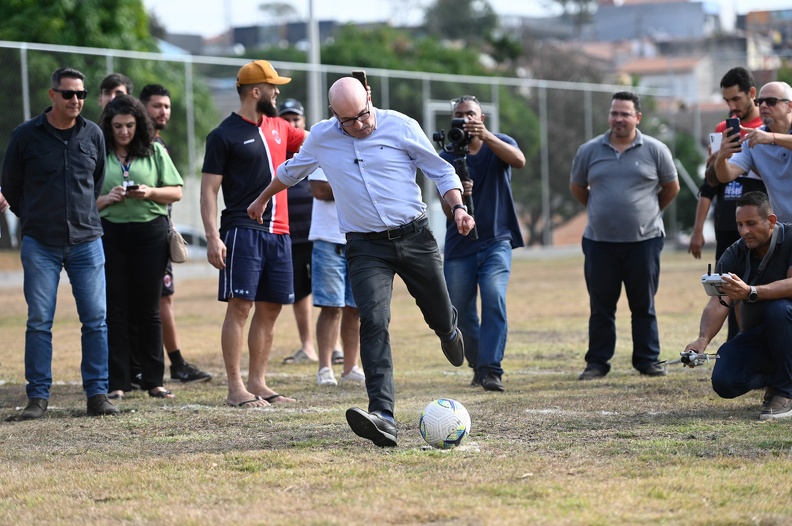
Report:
53,88,88,100
754,97,790,107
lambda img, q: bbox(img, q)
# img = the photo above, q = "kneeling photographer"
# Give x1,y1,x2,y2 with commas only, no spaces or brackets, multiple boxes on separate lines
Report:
436,95,525,392
685,191,792,419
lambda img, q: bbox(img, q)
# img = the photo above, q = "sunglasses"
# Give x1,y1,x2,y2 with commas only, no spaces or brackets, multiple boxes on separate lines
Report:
53,88,88,100
754,97,790,107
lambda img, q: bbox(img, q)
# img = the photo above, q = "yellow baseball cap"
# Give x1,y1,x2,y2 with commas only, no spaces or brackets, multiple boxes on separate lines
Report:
236,60,292,87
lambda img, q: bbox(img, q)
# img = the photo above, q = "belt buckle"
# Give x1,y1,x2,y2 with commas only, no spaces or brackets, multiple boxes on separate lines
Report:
387,227,403,240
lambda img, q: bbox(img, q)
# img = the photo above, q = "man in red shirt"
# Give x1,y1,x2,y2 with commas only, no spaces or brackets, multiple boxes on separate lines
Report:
200,60,306,408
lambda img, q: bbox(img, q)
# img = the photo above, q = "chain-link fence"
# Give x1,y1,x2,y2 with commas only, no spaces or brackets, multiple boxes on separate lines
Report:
0,40,682,249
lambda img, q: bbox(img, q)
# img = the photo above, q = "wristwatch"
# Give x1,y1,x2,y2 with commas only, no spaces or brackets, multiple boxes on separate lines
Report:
451,204,468,215
748,286,758,303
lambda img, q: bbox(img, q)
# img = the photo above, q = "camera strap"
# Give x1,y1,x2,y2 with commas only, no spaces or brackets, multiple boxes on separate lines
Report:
743,225,779,286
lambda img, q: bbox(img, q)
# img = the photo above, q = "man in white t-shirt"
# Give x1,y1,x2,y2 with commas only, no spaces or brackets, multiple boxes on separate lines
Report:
308,167,365,386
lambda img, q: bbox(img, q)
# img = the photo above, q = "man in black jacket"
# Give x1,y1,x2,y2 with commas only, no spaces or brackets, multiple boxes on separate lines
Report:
1,67,119,419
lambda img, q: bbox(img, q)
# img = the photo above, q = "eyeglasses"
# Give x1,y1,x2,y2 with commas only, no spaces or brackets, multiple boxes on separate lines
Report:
53,88,88,100
754,97,790,107
609,111,636,119
334,101,371,128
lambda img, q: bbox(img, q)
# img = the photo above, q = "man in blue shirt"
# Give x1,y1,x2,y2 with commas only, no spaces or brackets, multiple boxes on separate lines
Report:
440,95,525,392
248,77,475,447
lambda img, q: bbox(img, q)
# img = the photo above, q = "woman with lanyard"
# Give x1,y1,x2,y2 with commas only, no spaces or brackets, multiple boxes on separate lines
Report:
96,95,183,400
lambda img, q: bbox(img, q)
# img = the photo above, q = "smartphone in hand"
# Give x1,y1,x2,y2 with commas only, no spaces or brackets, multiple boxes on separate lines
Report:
352,70,368,88
725,117,740,137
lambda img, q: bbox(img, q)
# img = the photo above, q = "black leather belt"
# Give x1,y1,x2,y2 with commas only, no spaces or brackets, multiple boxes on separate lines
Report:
346,216,428,241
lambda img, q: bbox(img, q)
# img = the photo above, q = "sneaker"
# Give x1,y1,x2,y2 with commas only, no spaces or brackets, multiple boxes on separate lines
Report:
441,330,465,367
481,371,505,392
639,363,667,377
470,370,481,387
759,396,792,420
317,366,338,386
130,372,142,391
87,394,120,416
20,398,48,420
345,407,398,447
170,361,212,383
341,365,366,384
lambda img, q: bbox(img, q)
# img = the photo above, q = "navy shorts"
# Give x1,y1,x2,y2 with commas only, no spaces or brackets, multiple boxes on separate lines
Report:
218,227,294,304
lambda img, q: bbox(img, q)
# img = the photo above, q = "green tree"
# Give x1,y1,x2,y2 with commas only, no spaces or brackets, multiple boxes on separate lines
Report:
423,0,498,43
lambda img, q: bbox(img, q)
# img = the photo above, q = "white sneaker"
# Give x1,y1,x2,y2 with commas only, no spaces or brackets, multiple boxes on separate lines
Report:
317,367,338,386
341,365,366,384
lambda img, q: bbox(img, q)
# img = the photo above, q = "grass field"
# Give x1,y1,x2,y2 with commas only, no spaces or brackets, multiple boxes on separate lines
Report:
0,247,790,525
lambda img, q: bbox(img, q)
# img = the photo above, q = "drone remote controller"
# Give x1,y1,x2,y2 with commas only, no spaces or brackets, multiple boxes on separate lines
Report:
701,263,726,296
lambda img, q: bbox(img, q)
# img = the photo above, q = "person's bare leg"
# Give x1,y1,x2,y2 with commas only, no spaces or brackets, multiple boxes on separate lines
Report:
247,301,295,402
161,295,178,356
341,306,361,376
222,299,268,407
316,306,342,371
292,294,317,360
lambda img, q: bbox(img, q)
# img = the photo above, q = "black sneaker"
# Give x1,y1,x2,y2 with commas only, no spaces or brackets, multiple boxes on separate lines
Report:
130,372,142,391
170,362,212,383
481,371,505,392
441,330,465,367
470,370,481,387
87,394,120,416
20,398,48,420
345,407,398,447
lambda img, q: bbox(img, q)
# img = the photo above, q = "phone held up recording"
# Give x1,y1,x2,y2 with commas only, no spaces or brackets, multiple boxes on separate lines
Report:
352,70,368,88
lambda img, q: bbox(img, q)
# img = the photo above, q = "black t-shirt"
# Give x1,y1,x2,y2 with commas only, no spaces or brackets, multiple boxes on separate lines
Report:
202,113,282,235
699,177,767,232
717,223,792,330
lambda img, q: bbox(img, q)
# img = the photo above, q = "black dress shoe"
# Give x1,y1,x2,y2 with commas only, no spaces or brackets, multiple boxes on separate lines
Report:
639,363,667,377
20,398,48,420
481,372,505,392
441,330,465,367
345,407,397,447
87,394,120,416
578,364,607,380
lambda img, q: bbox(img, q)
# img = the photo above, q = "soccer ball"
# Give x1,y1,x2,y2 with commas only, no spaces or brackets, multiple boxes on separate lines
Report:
419,398,471,449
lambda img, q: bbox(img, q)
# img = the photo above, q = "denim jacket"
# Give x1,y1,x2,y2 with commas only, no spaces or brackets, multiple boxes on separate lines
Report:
1,108,106,246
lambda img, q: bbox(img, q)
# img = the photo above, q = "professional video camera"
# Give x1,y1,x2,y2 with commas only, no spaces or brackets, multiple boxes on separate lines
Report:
433,118,472,154
433,118,477,240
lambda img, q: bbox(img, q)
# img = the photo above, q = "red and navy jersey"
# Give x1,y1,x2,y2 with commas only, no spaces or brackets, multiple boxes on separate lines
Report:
203,113,300,236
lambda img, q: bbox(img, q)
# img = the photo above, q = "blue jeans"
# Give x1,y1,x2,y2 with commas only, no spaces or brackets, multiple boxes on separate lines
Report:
582,236,664,372
712,299,792,399
444,240,512,376
21,236,109,399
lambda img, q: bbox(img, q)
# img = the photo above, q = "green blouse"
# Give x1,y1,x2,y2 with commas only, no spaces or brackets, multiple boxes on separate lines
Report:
100,142,183,223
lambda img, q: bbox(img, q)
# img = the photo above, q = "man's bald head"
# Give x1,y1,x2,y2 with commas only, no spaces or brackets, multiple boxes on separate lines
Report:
759,81,792,99
329,77,368,115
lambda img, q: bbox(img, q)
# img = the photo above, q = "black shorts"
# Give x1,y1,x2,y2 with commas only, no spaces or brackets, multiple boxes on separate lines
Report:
291,241,313,302
161,260,174,297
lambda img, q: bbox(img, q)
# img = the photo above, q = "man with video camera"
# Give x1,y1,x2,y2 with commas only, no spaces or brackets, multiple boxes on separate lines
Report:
438,95,525,392
684,191,792,420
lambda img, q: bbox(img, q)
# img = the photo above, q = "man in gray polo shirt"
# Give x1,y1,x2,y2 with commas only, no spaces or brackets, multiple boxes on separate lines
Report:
570,90,679,380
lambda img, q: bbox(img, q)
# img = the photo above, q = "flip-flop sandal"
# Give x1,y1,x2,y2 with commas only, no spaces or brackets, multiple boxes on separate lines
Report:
282,349,316,364
263,393,297,404
332,349,344,365
226,395,267,408
148,389,174,399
